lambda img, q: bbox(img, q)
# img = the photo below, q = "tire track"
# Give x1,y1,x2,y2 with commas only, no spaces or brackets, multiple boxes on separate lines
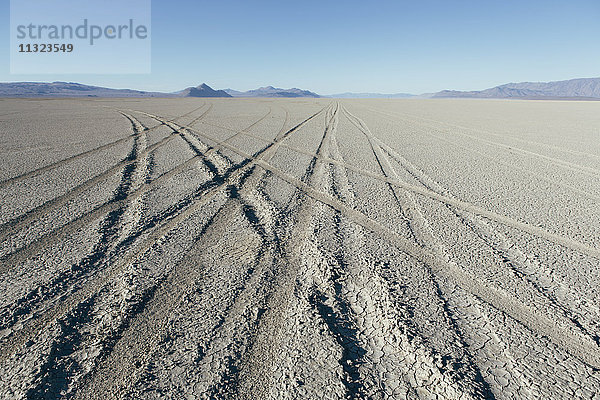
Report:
72,107,304,399
0,107,230,348
341,105,537,396
342,105,600,343
364,106,600,179
253,159,600,370
134,105,273,175
0,113,176,255
5,106,159,398
232,103,339,400
377,140,600,343
0,106,326,368
0,104,202,190
177,108,291,397
0,135,135,189
331,106,493,398
141,110,600,261
0,104,219,270
369,105,600,161
0,111,152,336
70,200,230,400
0,132,180,269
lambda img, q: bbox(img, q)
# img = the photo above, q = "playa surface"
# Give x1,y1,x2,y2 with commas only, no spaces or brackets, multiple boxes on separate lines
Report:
1,98,599,399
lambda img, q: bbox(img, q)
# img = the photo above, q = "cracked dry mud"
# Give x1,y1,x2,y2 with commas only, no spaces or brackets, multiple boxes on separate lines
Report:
0,98,599,399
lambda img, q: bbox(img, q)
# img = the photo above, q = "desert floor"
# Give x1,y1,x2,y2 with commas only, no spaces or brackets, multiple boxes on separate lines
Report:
0,98,599,399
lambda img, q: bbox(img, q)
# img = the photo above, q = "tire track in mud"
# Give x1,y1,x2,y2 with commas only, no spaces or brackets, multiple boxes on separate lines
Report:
0,104,216,265
414,127,600,202
367,108,600,203
334,105,495,398
341,105,538,396
167,107,291,396
0,135,135,189
0,117,198,271
118,106,600,373
231,103,340,400
3,101,599,398
0,106,205,242
3,107,157,399
0,114,177,257
299,104,382,399
272,144,600,260
186,117,600,203
70,201,230,400
342,105,600,363
151,114,600,373
72,107,307,399
1,111,148,325
364,107,600,179
370,105,600,161
132,105,272,171
0,103,225,340
149,115,600,260
252,158,600,370
175,107,291,397
342,106,600,343
0,105,203,190
1,104,225,396
376,139,600,343
0,105,326,381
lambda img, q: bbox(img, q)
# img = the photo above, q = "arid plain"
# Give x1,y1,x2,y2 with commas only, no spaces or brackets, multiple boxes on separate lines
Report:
0,98,599,399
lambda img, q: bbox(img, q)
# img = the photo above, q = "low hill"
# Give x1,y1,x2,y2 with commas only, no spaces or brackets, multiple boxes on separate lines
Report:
433,77,600,99
177,83,231,98
224,86,320,98
0,81,166,97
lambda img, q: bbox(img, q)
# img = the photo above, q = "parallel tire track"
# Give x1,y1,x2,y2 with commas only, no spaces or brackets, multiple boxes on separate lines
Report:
72,106,323,399
0,104,205,190
0,106,327,369
364,107,600,179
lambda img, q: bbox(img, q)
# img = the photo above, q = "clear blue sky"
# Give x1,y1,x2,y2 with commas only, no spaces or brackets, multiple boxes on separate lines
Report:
1,0,599,94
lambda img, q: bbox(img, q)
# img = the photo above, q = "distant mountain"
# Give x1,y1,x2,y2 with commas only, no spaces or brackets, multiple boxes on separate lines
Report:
433,77,600,99
177,83,231,98
224,86,320,98
326,92,415,99
3,78,599,100
0,81,234,98
0,81,167,97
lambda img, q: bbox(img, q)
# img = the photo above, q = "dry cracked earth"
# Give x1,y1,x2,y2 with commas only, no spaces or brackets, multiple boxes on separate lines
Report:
0,97,599,399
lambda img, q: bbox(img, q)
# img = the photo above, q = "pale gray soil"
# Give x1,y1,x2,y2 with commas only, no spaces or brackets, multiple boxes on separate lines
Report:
0,98,599,399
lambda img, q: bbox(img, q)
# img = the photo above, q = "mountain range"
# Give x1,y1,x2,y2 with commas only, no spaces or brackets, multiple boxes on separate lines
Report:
1,77,599,99
431,77,600,99
0,82,317,99
224,86,319,98
0,81,167,98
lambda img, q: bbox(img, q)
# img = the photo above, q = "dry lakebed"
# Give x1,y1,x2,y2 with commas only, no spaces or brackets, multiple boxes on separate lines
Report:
0,98,599,399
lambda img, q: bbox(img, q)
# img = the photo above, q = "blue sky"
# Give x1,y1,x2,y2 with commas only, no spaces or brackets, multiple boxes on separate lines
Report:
1,0,599,94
